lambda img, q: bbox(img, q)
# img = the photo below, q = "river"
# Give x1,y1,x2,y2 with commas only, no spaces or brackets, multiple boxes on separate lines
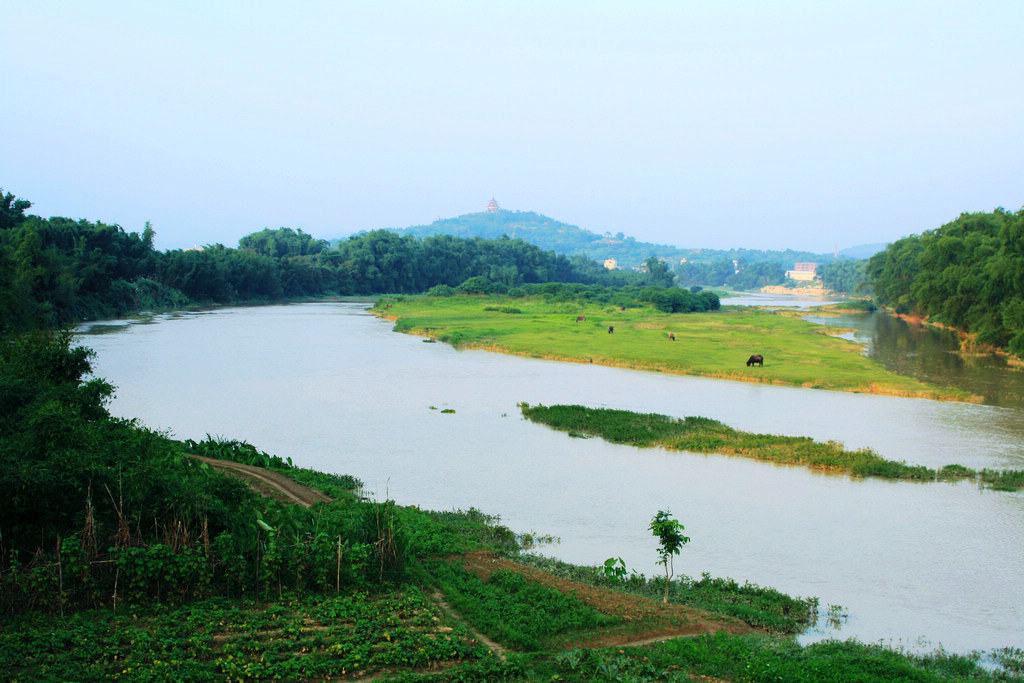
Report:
76,301,1024,655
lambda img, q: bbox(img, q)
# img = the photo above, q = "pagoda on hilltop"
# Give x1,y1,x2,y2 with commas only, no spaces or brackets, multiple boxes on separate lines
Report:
486,198,499,213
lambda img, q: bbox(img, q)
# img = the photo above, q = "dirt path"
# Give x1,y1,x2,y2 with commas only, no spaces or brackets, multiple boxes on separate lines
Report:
191,455,332,507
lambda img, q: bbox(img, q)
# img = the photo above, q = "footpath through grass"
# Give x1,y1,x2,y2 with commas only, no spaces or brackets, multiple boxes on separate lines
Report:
375,294,975,401
520,403,1024,490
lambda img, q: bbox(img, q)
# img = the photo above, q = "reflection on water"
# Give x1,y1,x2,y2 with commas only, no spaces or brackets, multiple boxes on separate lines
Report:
808,311,1024,409
77,303,1024,655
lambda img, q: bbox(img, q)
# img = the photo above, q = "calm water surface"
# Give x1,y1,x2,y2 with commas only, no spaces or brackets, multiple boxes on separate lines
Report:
806,310,1024,409
78,303,1024,654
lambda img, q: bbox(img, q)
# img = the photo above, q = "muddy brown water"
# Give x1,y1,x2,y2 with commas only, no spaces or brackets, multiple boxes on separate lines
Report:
78,301,1024,655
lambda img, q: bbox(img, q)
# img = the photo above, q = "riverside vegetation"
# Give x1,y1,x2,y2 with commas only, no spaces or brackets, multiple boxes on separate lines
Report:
375,289,975,401
4,330,1022,680
519,404,1024,491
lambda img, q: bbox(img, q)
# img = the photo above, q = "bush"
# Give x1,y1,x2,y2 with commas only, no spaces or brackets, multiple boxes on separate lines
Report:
426,284,455,297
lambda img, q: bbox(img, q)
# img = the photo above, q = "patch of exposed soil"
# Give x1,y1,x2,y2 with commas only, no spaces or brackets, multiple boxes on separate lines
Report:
191,455,332,507
458,552,753,649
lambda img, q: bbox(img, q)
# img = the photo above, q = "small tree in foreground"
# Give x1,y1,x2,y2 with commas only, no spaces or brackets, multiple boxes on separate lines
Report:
649,509,690,603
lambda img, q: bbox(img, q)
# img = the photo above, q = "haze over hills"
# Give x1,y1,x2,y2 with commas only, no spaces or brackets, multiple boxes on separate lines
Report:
348,205,882,269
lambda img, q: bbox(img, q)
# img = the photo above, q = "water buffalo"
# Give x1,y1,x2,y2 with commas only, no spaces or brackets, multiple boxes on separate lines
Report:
608,325,615,334
575,315,586,322
746,354,764,367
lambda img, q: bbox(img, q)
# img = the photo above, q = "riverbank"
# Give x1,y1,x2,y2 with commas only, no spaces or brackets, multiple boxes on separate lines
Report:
375,294,976,401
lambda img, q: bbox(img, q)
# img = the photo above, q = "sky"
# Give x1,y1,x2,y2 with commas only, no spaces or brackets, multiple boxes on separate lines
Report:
3,1,1022,254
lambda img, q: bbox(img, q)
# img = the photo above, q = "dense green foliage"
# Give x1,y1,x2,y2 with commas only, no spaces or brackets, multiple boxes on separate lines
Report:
675,258,788,289
236,226,329,257
867,208,1024,355
423,281,720,312
0,187,656,334
818,259,870,294
519,404,1023,489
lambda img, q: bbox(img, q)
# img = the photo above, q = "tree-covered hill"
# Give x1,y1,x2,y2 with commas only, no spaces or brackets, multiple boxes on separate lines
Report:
375,208,838,271
867,208,1024,356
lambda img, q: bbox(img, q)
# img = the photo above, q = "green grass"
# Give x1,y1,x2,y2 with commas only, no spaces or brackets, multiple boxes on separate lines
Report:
376,294,974,401
519,403,1024,490
532,632,999,682
428,561,622,652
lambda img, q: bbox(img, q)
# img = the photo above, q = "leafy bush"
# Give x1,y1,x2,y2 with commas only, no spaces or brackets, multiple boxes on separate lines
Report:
184,435,293,470
426,284,456,296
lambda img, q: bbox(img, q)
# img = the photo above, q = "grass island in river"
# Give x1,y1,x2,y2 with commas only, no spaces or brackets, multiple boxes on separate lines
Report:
374,294,976,401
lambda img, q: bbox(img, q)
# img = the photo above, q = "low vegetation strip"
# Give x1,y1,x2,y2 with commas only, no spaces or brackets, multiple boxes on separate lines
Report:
376,294,974,401
519,403,1024,490
512,554,817,637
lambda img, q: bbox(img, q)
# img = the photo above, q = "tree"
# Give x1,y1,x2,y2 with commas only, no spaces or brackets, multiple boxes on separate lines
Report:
644,257,676,288
0,188,32,230
649,509,689,603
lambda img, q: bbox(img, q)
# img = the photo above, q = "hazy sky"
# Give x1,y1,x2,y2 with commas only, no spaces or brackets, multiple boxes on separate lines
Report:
4,1,1022,253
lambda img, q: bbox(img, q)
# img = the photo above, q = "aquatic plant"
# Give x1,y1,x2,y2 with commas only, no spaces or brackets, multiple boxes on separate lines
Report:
519,403,1023,490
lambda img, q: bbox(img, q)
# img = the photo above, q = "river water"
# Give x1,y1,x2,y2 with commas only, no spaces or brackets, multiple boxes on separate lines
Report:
76,301,1024,655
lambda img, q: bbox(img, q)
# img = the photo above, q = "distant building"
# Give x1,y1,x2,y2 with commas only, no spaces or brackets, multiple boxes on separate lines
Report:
786,262,818,281
487,198,499,213
604,258,618,270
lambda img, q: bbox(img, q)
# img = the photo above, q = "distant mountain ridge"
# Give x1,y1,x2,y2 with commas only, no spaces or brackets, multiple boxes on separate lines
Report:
373,208,873,268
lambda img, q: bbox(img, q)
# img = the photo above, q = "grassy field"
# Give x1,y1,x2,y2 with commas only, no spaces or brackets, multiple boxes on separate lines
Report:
375,295,975,401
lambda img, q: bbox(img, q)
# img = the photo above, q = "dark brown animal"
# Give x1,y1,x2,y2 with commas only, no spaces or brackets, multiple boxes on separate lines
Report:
746,354,764,367
608,325,614,334
575,315,586,322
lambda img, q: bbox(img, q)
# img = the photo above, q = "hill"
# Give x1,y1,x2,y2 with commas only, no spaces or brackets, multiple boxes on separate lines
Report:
839,242,888,259
370,208,838,270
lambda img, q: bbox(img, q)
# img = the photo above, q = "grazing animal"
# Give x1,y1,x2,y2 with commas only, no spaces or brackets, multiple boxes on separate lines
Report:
608,325,615,334
668,332,675,341
575,315,586,322
746,354,764,367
